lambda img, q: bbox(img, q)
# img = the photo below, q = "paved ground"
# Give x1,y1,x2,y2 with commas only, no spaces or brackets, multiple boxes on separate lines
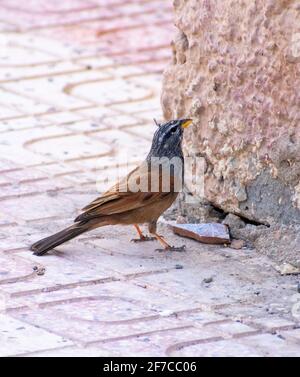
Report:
0,0,300,357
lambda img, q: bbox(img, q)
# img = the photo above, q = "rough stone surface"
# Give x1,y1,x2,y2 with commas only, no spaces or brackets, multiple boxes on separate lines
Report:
1,0,300,357
256,225,300,268
161,0,300,227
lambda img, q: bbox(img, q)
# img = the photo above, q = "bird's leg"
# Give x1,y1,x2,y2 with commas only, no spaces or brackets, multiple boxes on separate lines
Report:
153,232,186,252
131,224,156,243
148,221,186,252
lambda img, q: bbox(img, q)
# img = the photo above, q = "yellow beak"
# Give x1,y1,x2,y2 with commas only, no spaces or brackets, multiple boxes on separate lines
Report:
181,119,193,129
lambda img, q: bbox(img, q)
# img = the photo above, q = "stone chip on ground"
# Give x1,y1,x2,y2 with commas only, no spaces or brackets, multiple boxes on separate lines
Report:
274,263,300,276
170,223,230,245
230,239,246,250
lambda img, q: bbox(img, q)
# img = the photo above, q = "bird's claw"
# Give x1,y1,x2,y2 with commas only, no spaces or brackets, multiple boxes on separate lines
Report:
155,245,186,252
131,236,156,243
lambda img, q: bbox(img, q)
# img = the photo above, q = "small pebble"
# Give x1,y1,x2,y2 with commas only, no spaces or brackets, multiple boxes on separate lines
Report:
37,268,45,276
175,264,183,270
33,266,46,276
203,277,213,284
230,239,246,250
176,216,186,224
47,190,58,197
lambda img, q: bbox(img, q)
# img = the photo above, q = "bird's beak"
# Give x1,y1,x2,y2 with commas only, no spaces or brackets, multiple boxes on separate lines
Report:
181,119,193,129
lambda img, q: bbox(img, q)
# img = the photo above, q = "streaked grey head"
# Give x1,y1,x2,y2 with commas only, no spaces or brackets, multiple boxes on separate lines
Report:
146,119,192,161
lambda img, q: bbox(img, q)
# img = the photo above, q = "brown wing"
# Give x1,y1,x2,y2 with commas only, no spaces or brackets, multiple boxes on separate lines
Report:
75,164,175,222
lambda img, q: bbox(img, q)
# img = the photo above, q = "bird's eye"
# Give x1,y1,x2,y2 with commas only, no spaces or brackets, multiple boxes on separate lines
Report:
170,126,177,134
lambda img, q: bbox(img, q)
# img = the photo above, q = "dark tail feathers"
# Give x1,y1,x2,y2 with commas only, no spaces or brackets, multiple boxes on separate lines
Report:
30,222,88,256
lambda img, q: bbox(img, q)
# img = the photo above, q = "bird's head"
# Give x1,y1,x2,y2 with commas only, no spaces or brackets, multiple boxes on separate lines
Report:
147,118,193,160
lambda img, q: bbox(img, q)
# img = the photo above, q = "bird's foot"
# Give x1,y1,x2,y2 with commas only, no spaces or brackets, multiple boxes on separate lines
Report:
156,245,186,252
131,235,156,243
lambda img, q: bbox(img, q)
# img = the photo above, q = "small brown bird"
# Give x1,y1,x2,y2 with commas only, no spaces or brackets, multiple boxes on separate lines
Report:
30,118,192,256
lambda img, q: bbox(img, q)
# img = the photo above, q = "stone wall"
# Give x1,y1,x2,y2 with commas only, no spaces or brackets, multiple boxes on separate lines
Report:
162,0,300,226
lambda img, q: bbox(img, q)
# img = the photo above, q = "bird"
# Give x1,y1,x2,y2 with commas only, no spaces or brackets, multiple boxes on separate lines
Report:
30,118,193,256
